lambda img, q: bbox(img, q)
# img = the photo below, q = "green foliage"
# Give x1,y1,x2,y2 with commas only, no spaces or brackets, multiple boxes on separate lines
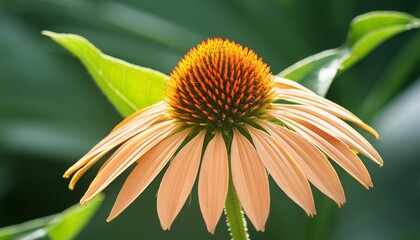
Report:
42,31,168,117
0,195,103,240
278,11,419,97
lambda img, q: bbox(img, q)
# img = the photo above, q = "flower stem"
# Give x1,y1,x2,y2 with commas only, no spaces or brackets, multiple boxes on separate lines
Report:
224,176,249,240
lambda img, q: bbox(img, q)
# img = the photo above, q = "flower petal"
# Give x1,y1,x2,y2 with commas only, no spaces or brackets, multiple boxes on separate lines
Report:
274,88,379,139
198,132,229,234
64,101,166,178
273,112,372,188
274,76,312,92
257,119,345,205
80,120,176,204
68,153,106,190
157,131,206,230
274,104,383,166
231,129,269,231
107,129,190,221
247,125,316,215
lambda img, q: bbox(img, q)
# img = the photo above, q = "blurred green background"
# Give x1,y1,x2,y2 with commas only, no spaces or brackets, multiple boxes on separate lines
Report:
1,0,419,239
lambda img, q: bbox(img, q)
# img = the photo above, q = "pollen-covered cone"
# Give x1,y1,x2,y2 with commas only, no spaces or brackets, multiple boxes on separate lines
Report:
64,38,383,234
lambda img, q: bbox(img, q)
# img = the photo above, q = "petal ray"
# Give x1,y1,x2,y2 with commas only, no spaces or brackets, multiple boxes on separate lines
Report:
64,101,166,178
272,112,372,188
274,76,312,92
107,129,190,221
231,129,270,231
273,104,383,165
257,119,345,205
247,125,316,215
274,89,379,138
80,120,176,204
198,132,229,234
157,131,206,230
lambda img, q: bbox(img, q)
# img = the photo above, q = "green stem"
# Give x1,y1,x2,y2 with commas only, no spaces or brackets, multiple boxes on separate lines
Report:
224,176,249,240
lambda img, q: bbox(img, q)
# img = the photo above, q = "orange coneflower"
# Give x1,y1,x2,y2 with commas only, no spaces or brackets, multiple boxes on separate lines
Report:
64,38,383,233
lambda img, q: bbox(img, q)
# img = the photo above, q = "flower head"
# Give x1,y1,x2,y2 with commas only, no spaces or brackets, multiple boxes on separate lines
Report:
64,38,383,233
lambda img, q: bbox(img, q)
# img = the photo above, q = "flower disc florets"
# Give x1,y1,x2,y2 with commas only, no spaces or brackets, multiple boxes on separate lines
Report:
165,38,275,130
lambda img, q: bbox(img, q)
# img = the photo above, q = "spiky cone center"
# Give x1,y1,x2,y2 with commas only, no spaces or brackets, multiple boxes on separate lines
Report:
165,38,275,131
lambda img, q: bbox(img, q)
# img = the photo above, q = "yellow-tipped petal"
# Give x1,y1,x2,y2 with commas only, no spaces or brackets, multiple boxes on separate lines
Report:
157,131,206,230
231,129,270,231
247,125,316,216
107,129,189,221
64,101,166,178
80,120,175,205
275,89,379,139
198,132,229,234
68,153,105,190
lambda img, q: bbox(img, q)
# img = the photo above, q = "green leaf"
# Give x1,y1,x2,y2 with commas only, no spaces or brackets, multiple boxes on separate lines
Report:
360,31,420,119
278,11,419,97
42,31,168,117
0,194,104,240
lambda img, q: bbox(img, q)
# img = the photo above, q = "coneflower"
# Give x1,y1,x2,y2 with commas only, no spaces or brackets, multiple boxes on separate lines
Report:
64,38,383,233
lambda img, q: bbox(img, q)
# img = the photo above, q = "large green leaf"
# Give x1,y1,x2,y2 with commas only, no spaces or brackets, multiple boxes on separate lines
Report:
42,31,168,117
278,11,420,97
0,194,103,240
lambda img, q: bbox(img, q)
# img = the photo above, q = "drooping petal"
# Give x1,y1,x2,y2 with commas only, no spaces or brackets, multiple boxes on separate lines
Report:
71,135,137,189
272,111,372,188
64,101,166,178
80,120,176,204
257,119,345,205
231,129,270,231
157,131,206,230
247,125,316,215
107,129,190,221
68,153,106,190
273,104,383,166
274,89,379,139
198,132,229,234
110,102,165,133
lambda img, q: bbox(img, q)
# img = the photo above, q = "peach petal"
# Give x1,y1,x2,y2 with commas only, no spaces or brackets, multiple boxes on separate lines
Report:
231,129,270,231
274,76,312,92
274,89,379,139
198,132,229,234
247,125,316,215
257,119,345,205
274,104,383,165
273,112,372,188
80,120,176,204
64,101,166,178
157,131,206,230
107,129,190,221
